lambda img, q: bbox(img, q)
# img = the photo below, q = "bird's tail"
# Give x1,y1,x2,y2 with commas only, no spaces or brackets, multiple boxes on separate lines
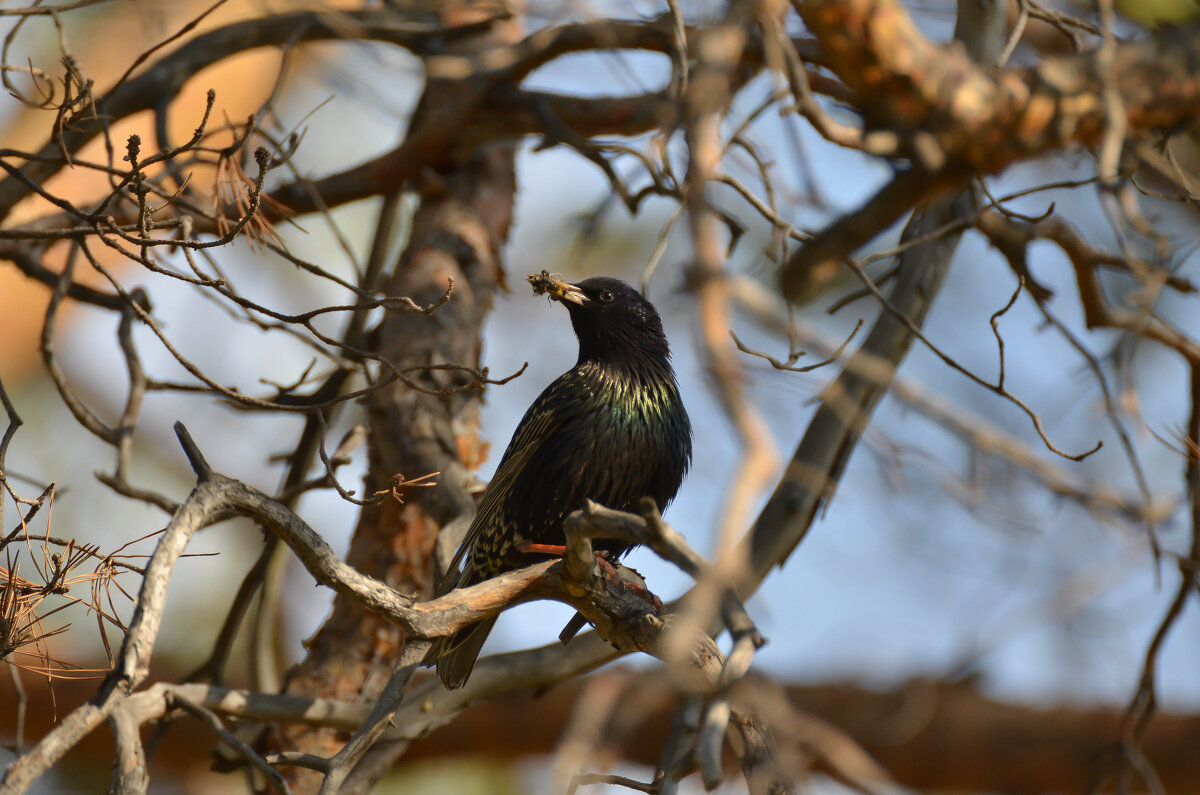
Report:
427,616,497,689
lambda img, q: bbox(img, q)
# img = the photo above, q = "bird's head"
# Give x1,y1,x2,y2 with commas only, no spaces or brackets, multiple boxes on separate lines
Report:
527,272,670,366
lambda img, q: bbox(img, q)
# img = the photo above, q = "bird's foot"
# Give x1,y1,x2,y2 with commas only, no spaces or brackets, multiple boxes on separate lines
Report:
620,579,664,612
594,553,663,613
593,551,620,580
517,541,567,556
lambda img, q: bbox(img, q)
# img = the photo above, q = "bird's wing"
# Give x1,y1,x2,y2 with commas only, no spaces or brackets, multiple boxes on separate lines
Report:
441,384,570,588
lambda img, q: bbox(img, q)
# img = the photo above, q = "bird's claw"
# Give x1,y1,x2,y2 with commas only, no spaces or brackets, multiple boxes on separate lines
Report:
594,552,663,613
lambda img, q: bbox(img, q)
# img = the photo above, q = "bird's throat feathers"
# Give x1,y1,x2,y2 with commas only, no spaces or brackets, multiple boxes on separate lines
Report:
569,303,680,420
572,319,672,372
574,357,681,422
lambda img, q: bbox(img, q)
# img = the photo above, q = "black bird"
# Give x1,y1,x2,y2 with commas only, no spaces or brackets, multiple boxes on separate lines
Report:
426,273,692,689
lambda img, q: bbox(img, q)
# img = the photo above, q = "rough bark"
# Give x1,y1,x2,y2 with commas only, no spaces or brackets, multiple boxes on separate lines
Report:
267,4,523,791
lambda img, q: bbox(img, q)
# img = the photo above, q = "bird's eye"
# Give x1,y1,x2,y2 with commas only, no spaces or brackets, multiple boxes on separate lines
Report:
599,290,615,303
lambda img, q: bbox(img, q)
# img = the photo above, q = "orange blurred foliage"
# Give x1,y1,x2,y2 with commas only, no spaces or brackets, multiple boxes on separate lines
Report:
0,0,349,382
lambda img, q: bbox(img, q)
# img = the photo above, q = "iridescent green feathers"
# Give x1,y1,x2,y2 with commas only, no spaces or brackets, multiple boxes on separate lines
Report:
426,275,692,689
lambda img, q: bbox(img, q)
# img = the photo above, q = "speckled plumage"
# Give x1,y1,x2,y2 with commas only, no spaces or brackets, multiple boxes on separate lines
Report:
427,275,692,689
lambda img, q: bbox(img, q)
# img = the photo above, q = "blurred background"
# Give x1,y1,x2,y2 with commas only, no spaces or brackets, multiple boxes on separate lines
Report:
1,0,1199,791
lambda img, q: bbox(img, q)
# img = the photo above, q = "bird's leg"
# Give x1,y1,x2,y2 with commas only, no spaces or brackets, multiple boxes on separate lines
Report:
560,553,665,645
516,542,567,556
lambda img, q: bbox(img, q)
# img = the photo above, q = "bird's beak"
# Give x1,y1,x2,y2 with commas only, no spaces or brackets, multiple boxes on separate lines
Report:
527,272,588,305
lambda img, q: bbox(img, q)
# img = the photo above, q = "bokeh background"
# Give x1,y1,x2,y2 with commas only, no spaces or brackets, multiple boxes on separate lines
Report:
2,0,1199,791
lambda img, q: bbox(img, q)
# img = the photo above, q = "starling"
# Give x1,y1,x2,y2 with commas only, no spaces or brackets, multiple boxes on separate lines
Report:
426,273,692,689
